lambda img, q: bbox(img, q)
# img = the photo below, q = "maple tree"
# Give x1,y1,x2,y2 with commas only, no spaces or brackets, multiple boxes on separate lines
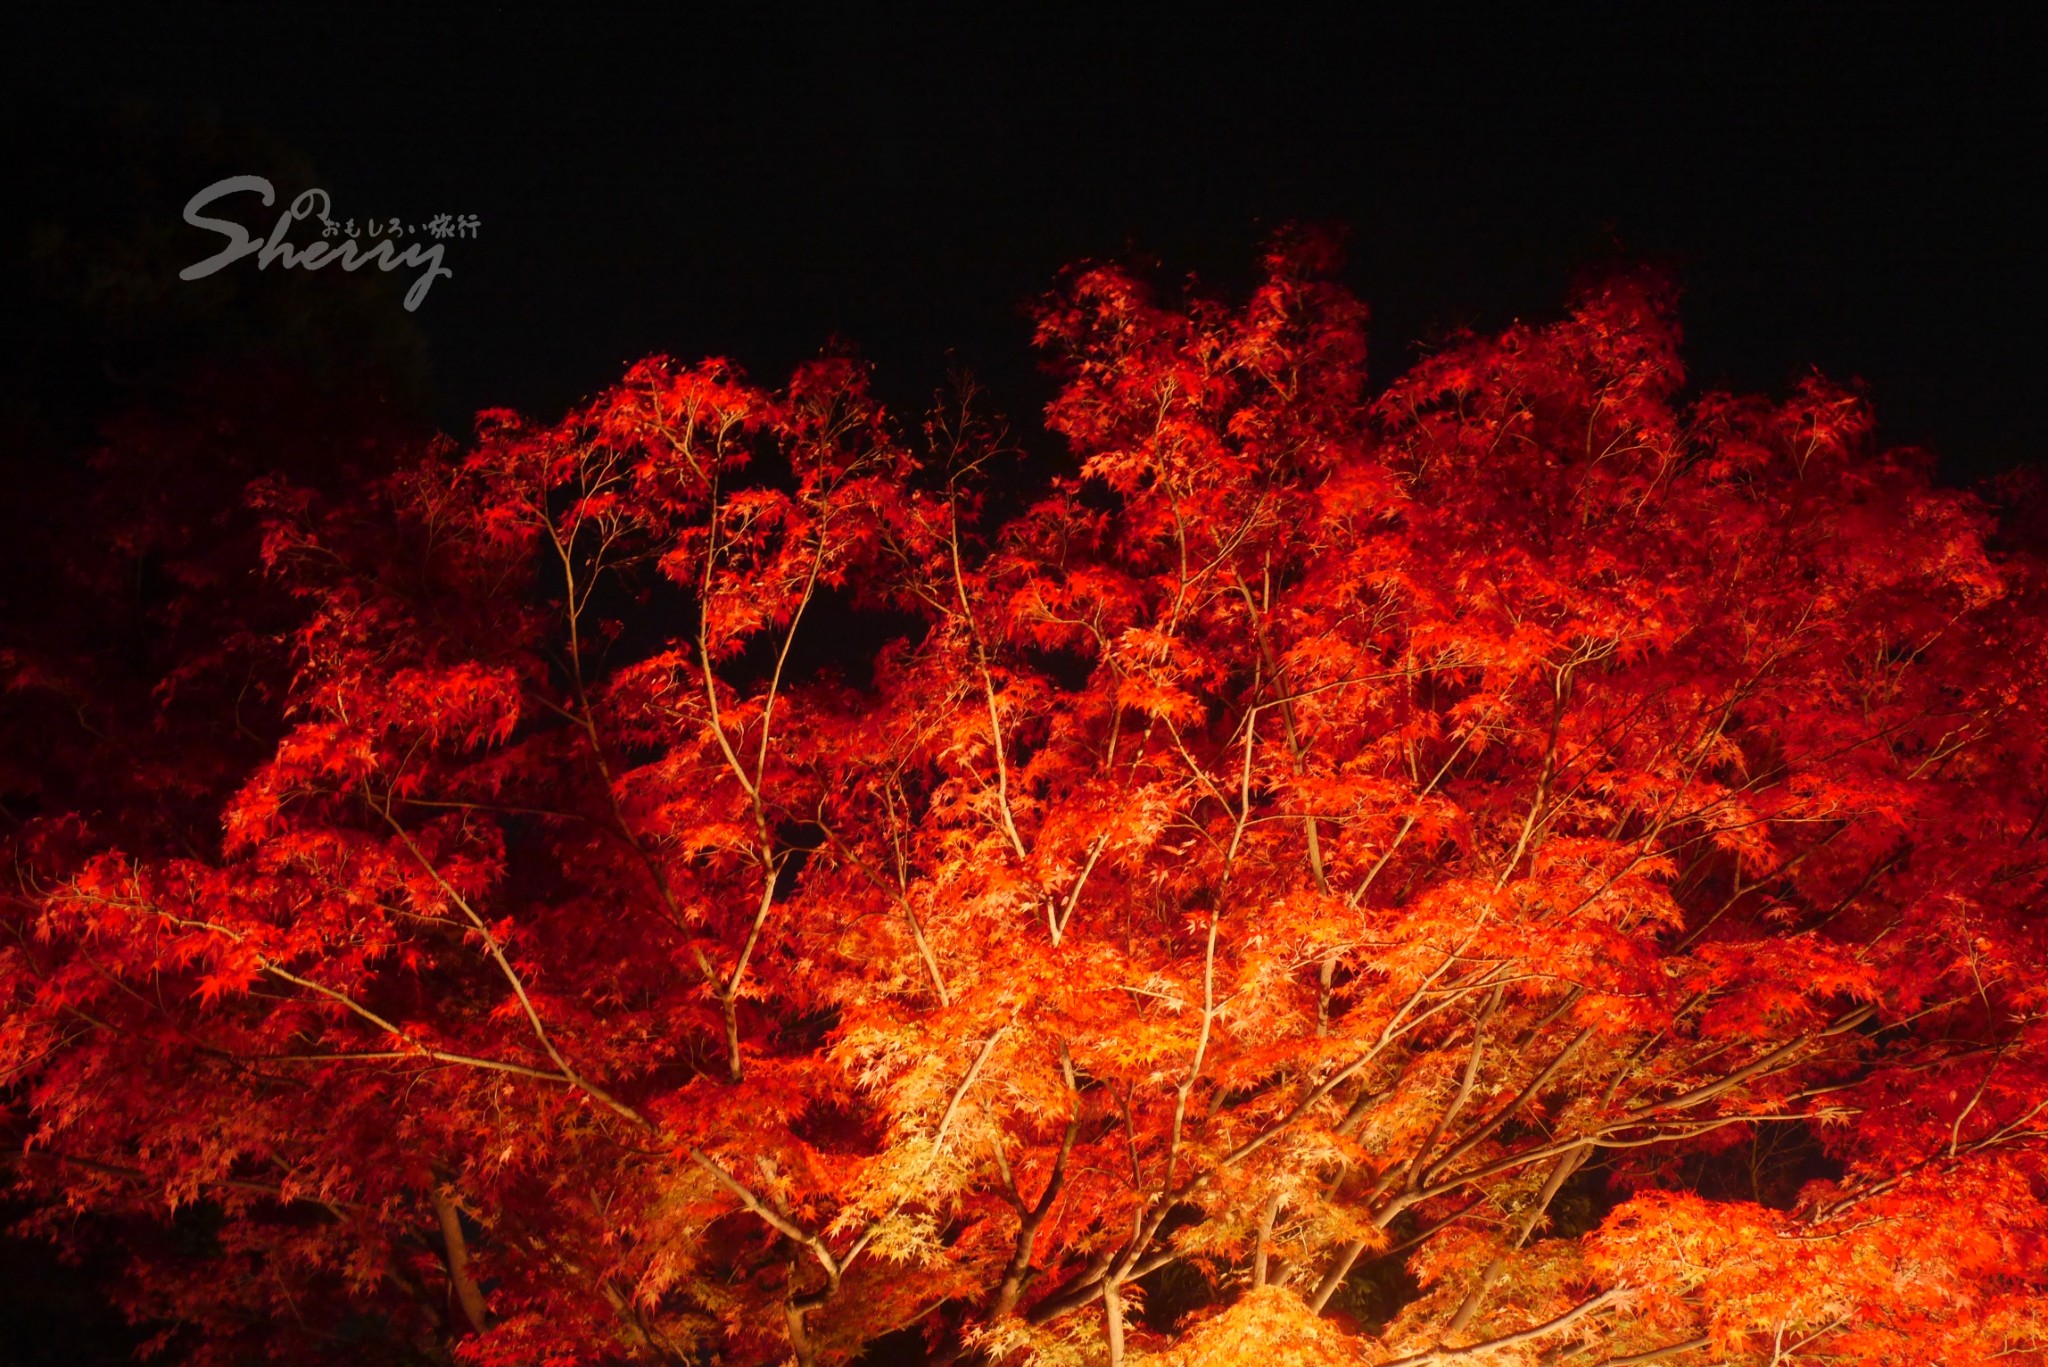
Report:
5,236,2047,1367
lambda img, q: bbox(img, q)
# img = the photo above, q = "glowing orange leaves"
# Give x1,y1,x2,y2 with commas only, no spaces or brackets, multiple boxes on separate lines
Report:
5,239,2046,1366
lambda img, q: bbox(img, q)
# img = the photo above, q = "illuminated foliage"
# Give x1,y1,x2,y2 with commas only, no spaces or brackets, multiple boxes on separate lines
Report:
5,239,2046,1366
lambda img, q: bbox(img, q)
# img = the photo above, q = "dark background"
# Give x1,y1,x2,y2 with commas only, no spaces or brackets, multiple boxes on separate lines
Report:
8,5,2048,478
3,3,2045,1362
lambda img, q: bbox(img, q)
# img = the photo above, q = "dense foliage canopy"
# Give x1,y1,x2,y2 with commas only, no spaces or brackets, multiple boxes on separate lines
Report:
5,239,2047,1366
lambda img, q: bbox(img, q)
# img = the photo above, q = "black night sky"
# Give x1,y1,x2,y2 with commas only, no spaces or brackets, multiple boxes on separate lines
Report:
10,7,2048,477
4,3,2047,1362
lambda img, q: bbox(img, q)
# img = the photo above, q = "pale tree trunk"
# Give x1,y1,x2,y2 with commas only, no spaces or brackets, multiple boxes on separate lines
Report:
1253,1189,1285,1288
785,1301,818,1367
1103,1278,1127,1367
430,1185,489,1335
